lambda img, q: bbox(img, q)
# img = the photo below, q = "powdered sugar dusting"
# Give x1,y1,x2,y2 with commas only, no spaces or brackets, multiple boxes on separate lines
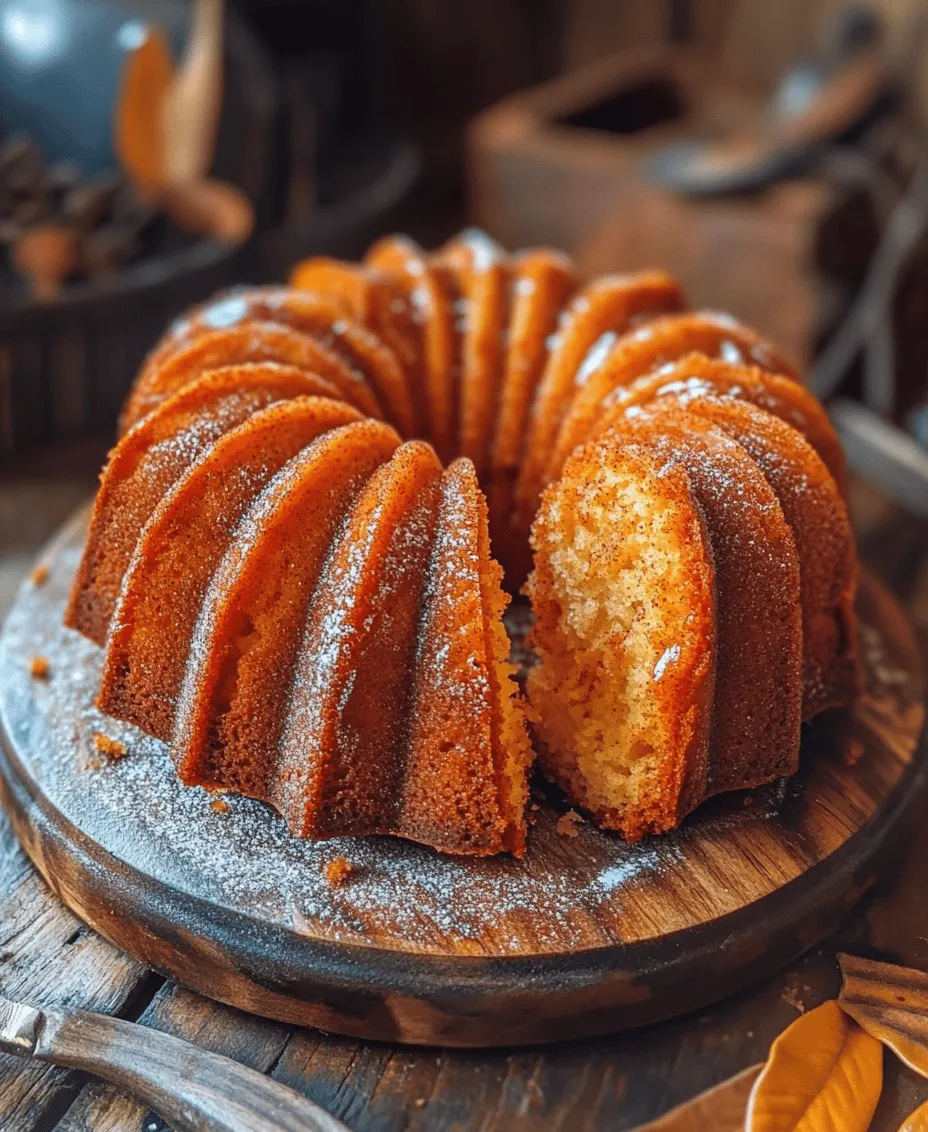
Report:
0,531,712,956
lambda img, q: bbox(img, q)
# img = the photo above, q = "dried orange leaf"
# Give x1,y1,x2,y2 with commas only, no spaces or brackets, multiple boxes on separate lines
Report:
746,1000,882,1132
161,0,225,184
633,1063,763,1130
115,25,174,197
838,953,928,1079
900,1100,928,1131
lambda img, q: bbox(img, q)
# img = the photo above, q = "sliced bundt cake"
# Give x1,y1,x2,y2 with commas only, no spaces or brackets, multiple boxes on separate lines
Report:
66,228,859,856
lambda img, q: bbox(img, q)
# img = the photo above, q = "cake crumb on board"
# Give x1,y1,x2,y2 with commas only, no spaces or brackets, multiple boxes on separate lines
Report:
30,564,49,586
323,856,355,887
92,733,127,761
555,809,583,838
29,656,49,679
780,977,807,1014
210,798,230,814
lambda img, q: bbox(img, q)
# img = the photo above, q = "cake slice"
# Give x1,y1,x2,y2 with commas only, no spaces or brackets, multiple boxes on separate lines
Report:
172,420,401,802
403,459,533,855
98,397,366,740
525,433,715,839
527,410,803,839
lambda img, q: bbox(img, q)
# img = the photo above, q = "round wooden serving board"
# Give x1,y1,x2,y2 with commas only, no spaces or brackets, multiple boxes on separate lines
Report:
0,510,924,1048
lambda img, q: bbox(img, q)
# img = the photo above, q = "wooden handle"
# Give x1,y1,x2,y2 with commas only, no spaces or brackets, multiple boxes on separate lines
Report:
33,1007,351,1132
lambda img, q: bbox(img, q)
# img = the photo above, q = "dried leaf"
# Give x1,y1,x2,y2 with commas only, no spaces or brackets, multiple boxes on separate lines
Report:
839,953,928,1079
115,26,174,197
900,1100,928,1131
163,179,253,245
633,1064,763,1131
11,223,78,298
161,0,225,185
746,1000,883,1132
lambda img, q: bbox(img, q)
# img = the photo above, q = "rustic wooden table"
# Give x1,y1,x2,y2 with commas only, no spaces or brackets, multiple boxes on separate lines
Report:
0,447,926,1132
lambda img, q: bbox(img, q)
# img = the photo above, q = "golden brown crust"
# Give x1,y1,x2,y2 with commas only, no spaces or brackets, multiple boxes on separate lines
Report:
67,365,338,644
611,410,804,792
121,321,382,432
434,231,511,478
638,393,858,715
403,459,531,855
281,442,444,841
489,248,576,578
154,288,415,437
173,420,401,807
514,271,686,536
594,353,847,495
550,312,800,487
290,257,426,437
365,236,458,459
98,397,364,741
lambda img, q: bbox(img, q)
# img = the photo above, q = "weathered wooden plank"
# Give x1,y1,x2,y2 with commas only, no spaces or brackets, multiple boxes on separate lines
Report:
0,811,151,1130
270,1035,446,1132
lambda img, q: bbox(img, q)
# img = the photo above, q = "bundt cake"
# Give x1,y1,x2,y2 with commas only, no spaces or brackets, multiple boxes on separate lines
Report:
65,228,859,854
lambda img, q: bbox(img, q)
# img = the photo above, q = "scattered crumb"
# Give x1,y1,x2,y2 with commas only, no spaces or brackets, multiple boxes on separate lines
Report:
743,795,754,808
29,656,49,679
555,810,583,838
92,732,127,761
323,856,354,887
210,798,230,814
413,1098,426,1109
843,737,865,767
30,564,49,586
781,978,807,1014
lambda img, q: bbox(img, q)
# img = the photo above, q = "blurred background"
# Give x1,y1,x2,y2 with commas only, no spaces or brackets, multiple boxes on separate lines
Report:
0,0,927,520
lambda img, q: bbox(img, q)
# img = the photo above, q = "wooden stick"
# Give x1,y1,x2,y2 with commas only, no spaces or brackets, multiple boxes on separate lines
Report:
27,1004,351,1132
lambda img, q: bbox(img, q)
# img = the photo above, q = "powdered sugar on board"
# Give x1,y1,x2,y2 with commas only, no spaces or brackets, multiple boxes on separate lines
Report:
0,512,919,959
